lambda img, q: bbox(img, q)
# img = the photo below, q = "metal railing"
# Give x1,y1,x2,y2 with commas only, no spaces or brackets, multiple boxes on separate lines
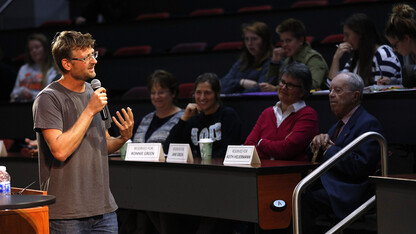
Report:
0,0,13,14
292,131,388,234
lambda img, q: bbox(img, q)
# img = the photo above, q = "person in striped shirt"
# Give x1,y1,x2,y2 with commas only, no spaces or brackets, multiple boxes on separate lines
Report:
328,13,402,86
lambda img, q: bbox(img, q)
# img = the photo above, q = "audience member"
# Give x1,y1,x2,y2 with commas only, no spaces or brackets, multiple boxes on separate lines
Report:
302,72,383,233
265,18,328,91
119,69,185,234
165,73,242,158
245,63,319,160
328,13,402,86
133,70,184,145
6,138,38,158
23,138,38,157
33,31,134,233
221,21,273,94
10,33,58,103
385,3,416,88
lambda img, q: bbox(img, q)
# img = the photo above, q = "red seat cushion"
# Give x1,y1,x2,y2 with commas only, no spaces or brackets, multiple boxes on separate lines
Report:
190,8,224,16
178,83,195,98
122,86,149,100
291,0,328,8
113,46,152,56
321,33,344,44
170,42,207,53
237,5,272,13
136,12,170,20
212,41,243,51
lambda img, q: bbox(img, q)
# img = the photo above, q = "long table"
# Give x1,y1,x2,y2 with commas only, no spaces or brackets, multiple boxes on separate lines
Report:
0,154,315,230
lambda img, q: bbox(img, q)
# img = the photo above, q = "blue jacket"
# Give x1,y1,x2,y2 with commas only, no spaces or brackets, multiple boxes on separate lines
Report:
220,58,271,94
321,105,383,218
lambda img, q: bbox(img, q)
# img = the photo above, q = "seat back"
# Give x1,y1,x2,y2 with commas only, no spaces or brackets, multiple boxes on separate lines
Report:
190,8,224,16
237,5,272,13
344,0,378,3
113,46,152,56
212,41,243,51
291,0,328,8
321,33,344,44
122,86,149,100
178,83,195,98
170,42,207,53
136,12,170,21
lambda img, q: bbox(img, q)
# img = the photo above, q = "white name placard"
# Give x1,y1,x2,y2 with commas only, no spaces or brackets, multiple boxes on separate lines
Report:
166,144,193,163
0,140,7,157
223,145,261,166
125,143,165,162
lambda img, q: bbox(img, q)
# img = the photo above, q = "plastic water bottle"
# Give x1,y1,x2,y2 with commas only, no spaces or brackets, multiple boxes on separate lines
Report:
0,166,11,195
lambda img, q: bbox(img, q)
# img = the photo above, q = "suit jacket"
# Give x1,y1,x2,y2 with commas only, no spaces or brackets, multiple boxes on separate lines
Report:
321,105,383,218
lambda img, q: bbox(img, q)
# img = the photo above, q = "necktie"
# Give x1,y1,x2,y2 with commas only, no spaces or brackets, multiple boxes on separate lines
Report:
331,120,344,142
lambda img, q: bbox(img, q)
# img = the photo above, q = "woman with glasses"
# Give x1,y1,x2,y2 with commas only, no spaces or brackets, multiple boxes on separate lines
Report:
10,33,58,102
119,70,185,234
132,70,184,145
245,63,318,161
329,13,402,86
385,3,416,88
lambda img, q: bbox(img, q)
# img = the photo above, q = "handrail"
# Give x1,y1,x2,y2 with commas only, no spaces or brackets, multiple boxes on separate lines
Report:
292,131,388,234
0,0,13,14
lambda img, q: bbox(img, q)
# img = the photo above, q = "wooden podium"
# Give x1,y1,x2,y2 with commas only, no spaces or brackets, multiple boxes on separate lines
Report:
0,187,50,234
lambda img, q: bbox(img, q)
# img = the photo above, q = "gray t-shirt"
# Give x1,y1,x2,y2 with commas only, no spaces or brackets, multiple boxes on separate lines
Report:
33,81,117,219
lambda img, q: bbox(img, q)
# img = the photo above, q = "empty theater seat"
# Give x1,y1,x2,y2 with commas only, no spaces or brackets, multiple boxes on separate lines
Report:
170,42,207,53
113,45,152,56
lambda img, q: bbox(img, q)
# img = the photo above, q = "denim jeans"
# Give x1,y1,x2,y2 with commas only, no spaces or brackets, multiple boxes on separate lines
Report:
50,212,118,234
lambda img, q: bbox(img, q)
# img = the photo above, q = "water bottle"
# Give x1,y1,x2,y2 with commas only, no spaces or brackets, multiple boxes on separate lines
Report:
0,166,11,195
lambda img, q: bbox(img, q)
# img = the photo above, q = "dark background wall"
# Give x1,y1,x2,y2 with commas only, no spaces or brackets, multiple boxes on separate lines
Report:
0,0,410,101
0,0,415,175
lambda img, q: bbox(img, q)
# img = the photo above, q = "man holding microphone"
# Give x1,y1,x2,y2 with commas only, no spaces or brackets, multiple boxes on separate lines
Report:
33,31,133,233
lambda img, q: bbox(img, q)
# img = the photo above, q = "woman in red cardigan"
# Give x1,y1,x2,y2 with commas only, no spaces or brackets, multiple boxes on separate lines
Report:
245,63,319,160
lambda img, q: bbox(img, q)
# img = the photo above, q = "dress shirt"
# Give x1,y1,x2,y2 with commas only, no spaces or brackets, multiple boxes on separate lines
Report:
273,100,306,128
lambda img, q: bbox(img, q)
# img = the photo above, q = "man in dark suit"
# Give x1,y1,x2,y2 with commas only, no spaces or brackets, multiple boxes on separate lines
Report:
302,72,383,233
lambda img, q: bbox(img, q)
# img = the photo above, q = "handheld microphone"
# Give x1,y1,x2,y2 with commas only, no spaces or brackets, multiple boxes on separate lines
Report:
91,79,109,120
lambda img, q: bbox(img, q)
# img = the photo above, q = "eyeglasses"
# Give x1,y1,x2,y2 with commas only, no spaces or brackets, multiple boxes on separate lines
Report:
279,79,301,90
150,90,169,96
70,51,98,62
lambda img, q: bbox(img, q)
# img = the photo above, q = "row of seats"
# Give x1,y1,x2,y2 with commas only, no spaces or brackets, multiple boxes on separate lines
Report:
39,0,380,27
13,35,340,62
111,34,331,56
3,0,393,63
0,0,397,102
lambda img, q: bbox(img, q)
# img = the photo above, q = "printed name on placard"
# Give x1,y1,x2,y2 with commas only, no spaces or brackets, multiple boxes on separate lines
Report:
223,145,260,166
125,143,165,162
166,143,193,163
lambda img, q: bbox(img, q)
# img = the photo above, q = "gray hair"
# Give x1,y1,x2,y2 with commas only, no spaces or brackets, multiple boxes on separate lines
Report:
341,72,364,99
281,62,312,99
